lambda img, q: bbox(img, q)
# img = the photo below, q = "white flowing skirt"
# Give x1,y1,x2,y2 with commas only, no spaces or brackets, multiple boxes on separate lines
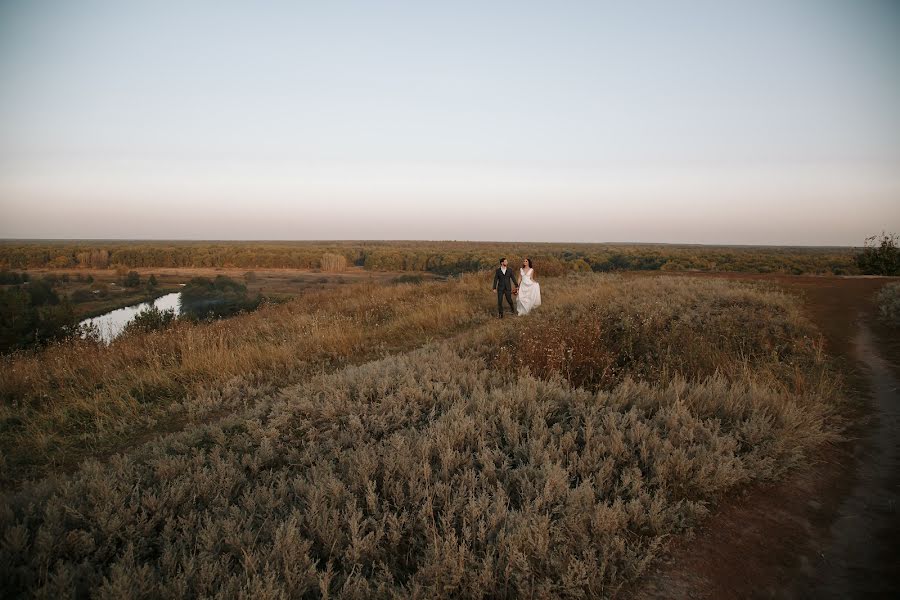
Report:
516,279,542,315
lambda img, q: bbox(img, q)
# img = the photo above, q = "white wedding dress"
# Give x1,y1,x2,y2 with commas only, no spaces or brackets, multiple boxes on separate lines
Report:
516,268,541,315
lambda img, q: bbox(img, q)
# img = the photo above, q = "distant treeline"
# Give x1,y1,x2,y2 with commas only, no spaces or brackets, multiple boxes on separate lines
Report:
0,240,859,275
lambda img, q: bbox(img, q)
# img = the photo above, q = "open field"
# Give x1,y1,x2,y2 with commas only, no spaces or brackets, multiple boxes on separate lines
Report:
3,270,873,598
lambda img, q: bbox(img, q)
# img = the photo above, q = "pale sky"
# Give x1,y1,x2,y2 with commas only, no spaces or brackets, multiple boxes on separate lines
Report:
1,0,898,245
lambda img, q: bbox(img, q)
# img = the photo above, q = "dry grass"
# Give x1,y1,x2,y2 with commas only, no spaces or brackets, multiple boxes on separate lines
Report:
0,275,491,485
481,275,831,394
0,275,845,598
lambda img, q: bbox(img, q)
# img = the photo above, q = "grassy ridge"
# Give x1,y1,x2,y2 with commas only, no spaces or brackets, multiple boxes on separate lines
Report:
0,240,858,275
0,275,843,597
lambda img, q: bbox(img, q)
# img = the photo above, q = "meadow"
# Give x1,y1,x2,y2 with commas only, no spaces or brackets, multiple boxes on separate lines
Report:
0,272,846,598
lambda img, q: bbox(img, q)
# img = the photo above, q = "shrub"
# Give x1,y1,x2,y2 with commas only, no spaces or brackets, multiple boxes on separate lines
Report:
123,271,141,288
27,279,60,307
481,276,819,395
0,338,838,598
121,306,176,335
855,232,900,275
0,271,26,284
180,276,261,320
0,287,77,354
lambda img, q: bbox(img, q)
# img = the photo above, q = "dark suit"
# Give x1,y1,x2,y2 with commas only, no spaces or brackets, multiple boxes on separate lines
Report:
492,267,519,316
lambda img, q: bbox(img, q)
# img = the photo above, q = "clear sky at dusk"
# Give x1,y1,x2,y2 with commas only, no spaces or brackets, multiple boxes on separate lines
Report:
1,0,898,244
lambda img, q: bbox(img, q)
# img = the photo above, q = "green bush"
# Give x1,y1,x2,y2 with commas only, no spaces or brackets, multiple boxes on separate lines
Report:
855,232,900,275
123,271,141,288
122,306,176,335
0,287,77,354
26,279,59,306
180,276,261,320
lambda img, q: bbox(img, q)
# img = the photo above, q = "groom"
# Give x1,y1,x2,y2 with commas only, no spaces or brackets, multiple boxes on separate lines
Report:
491,257,519,318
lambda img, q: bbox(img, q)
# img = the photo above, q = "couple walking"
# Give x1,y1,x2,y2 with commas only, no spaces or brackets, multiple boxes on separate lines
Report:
492,257,542,318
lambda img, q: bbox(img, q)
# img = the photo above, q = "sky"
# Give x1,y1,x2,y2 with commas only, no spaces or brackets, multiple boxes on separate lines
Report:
1,0,898,245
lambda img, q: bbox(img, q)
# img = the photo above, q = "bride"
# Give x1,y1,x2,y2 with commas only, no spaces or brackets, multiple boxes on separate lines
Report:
516,257,541,316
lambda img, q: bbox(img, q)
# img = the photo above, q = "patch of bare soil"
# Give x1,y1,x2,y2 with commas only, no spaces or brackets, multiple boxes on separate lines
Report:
627,275,900,599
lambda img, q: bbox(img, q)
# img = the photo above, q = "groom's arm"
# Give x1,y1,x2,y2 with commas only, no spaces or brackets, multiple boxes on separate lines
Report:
491,269,499,290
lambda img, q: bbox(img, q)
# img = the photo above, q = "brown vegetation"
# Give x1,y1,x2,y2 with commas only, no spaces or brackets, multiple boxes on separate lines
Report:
320,253,348,272
0,274,845,597
0,240,858,275
0,275,489,485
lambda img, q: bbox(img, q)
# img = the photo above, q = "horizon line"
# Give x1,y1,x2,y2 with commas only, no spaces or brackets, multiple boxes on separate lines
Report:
0,238,864,249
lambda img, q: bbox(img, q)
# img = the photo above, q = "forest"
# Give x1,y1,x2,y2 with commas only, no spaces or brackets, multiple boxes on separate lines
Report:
0,240,859,276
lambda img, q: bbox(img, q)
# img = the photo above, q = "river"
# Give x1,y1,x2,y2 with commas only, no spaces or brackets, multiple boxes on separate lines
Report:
79,292,182,343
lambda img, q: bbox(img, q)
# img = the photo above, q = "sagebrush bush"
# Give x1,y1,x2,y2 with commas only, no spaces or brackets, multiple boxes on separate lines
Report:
0,344,837,598
0,275,843,598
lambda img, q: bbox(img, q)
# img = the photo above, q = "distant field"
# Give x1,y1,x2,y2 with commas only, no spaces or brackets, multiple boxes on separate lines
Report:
1,273,848,597
0,239,859,275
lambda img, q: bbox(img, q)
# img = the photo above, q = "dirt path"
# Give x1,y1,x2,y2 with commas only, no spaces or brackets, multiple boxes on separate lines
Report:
796,320,900,598
630,279,900,599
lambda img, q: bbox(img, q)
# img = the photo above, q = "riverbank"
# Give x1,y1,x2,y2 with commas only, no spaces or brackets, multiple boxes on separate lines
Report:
11,266,436,317
75,286,182,319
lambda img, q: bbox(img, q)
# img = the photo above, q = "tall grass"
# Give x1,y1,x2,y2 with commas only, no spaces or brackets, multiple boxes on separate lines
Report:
480,276,830,394
0,275,491,485
0,275,844,597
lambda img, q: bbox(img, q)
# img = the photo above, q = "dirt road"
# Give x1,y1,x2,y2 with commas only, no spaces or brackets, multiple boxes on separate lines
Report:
798,320,900,598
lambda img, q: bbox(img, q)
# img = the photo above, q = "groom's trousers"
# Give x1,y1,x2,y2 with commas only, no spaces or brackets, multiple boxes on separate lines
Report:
497,288,515,316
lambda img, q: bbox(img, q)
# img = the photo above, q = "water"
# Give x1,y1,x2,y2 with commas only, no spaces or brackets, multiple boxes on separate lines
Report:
79,292,182,343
